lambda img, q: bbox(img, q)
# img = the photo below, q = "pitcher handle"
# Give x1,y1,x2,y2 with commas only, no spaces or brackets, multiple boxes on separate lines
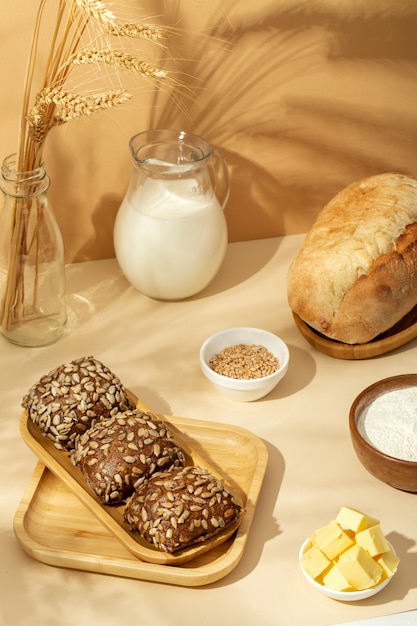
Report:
209,147,230,210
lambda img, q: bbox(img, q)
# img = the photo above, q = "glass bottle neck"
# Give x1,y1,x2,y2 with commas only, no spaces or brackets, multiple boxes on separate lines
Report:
0,153,49,198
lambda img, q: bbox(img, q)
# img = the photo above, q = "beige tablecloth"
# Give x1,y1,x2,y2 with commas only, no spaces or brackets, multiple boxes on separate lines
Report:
1,235,417,626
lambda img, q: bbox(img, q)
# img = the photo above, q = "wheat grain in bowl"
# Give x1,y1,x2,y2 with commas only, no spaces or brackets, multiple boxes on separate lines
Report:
200,327,289,401
208,343,280,380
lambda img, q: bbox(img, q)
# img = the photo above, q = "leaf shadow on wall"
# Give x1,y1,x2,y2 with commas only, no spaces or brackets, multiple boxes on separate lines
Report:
149,1,417,240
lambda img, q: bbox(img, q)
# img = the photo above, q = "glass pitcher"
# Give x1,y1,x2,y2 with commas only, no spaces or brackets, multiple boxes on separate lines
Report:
113,129,230,300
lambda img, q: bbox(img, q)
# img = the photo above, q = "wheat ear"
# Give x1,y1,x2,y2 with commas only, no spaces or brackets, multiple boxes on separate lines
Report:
72,0,116,27
68,47,167,79
106,22,170,43
31,87,132,124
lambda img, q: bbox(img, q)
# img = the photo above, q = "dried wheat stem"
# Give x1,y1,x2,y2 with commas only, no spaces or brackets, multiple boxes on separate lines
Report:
18,0,49,169
0,200,28,329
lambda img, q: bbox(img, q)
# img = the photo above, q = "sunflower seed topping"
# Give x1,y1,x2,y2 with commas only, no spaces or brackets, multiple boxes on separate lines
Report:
71,409,185,504
124,466,243,553
22,356,134,450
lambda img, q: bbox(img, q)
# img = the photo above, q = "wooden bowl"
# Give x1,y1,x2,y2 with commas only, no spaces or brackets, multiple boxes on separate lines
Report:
349,375,417,492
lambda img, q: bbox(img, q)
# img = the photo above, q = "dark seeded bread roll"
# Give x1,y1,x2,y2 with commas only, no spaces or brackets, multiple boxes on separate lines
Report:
22,356,133,450
124,466,243,553
71,410,186,504
287,173,417,344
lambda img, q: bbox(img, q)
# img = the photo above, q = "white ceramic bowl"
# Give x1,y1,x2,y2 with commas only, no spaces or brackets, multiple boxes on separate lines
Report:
199,327,289,401
299,538,396,601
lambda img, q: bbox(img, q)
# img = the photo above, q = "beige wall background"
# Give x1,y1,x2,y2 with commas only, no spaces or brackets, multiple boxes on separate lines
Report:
1,0,417,262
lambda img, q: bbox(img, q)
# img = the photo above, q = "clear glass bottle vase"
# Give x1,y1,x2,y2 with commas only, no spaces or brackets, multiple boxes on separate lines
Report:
0,154,66,347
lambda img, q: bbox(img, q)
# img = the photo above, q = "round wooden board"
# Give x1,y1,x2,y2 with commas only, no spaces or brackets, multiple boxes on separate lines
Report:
292,306,417,360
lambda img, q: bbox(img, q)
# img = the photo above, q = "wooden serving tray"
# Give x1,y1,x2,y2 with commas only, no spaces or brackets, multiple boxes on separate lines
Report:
16,405,268,582
293,306,417,360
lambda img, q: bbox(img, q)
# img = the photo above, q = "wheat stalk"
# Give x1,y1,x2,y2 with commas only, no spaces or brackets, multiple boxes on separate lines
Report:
1,0,176,336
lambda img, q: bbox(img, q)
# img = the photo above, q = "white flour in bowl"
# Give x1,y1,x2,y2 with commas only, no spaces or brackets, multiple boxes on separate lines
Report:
357,387,417,461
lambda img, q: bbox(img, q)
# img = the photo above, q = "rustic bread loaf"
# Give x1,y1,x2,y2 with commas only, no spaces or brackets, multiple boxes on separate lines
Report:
22,356,134,450
124,466,243,553
287,173,417,344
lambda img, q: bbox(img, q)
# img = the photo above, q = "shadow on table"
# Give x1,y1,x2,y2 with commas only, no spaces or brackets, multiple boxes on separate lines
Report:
210,439,285,588
188,237,283,299
350,531,417,607
259,343,317,400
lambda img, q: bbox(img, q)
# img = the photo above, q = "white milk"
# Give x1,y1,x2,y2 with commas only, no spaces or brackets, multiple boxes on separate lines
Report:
114,176,228,300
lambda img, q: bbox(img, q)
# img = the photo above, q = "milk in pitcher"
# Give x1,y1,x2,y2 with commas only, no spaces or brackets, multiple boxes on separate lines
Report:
114,175,228,300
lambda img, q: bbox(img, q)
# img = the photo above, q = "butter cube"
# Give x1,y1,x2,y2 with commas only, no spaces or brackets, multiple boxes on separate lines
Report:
355,524,390,556
336,506,379,533
301,544,331,580
376,549,400,578
314,520,354,560
310,523,329,546
337,544,383,590
322,563,353,592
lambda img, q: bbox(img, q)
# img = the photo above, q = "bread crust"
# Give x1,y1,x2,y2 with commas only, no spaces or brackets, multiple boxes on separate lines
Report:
287,173,417,344
71,410,186,504
22,356,133,450
124,466,242,553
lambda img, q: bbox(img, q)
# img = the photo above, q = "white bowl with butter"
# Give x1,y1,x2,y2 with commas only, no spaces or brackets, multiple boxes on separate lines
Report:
299,539,394,601
299,506,399,601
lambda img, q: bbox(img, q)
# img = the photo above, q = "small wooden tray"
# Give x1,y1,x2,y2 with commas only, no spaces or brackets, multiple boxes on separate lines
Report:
16,409,268,583
293,307,417,360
